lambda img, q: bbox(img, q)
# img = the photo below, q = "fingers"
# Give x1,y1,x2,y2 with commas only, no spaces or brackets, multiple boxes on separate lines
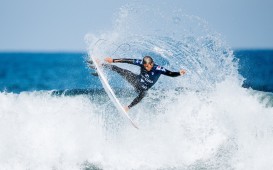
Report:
104,57,113,63
180,69,186,75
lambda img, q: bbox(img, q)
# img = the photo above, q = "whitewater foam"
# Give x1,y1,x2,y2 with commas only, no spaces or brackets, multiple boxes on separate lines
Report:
0,81,273,169
0,92,105,169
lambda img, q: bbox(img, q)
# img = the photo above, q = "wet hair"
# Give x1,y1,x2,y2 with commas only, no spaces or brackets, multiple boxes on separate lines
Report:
143,56,154,64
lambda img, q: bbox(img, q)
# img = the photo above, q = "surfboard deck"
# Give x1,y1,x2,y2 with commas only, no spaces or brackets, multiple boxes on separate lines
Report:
89,56,139,129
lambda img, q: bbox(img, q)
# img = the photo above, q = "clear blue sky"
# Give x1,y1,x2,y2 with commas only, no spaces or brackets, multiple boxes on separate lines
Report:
1,0,273,51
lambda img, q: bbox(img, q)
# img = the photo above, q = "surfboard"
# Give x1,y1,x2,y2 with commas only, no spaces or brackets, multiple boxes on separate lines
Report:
89,56,139,129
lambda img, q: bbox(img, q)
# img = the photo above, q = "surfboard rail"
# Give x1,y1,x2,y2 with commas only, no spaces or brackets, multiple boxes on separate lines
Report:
90,56,139,129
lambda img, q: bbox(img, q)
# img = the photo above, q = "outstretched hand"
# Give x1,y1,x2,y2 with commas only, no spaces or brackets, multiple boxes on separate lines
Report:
180,69,186,75
105,57,113,63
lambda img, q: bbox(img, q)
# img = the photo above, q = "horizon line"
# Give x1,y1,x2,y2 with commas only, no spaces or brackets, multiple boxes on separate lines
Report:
1,48,273,53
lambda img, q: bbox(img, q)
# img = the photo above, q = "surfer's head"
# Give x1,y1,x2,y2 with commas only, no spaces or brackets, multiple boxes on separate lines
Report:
143,56,154,71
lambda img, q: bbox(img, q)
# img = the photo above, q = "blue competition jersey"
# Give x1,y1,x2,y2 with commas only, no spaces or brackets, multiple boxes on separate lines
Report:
109,58,181,108
132,59,176,90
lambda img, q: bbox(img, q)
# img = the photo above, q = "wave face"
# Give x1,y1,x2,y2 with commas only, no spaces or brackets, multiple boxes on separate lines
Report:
234,50,273,92
1,4,273,170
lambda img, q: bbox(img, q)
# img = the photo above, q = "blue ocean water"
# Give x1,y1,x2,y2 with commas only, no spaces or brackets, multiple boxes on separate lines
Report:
0,50,272,93
234,50,273,92
0,52,100,93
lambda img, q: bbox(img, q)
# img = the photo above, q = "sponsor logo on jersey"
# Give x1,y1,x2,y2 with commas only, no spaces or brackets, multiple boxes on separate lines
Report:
135,59,142,64
156,66,166,72
141,85,148,89
141,75,153,83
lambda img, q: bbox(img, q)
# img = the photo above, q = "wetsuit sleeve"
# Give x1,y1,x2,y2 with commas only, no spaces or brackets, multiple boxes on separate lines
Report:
128,91,147,109
156,66,180,77
162,69,180,77
113,58,142,66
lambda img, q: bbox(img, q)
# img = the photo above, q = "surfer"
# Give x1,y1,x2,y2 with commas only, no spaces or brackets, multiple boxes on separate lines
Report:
102,56,186,112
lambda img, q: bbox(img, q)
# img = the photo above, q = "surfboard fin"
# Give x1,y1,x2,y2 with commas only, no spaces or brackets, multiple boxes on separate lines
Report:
87,60,97,70
91,72,99,76
87,60,93,64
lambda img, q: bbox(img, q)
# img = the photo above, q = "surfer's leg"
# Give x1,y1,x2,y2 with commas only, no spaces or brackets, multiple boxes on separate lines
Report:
104,64,138,86
128,90,147,109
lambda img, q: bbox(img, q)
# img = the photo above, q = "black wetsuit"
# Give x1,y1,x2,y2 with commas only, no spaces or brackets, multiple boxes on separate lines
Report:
104,58,180,108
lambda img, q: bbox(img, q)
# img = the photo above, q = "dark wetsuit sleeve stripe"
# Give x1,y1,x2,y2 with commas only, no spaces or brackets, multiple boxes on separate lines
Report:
113,58,135,64
113,58,143,66
162,69,180,77
128,91,147,109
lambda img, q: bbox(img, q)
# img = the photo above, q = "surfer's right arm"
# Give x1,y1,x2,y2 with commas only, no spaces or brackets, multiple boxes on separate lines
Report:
105,57,142,66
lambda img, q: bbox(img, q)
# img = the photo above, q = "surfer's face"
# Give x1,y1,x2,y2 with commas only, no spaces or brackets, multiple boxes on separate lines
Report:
144,63,153,71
